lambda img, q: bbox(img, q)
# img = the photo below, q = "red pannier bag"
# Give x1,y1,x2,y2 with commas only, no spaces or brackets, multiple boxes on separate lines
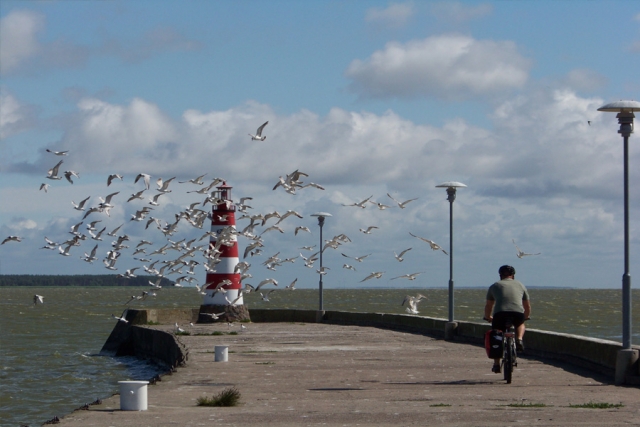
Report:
485,329,504,358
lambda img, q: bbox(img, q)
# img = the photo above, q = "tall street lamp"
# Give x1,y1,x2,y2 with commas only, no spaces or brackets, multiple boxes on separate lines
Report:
597,100,640,384
311,212,331,312
435,182,467,338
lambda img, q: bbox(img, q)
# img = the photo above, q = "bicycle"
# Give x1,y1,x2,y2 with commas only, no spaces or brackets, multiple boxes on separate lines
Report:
484,317,528,384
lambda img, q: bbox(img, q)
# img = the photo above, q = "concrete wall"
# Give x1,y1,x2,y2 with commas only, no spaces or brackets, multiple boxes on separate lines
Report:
101,308,639,379
101,309,187,370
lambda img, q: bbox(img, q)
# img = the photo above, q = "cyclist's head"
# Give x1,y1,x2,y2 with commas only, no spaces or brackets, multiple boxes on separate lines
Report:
499,265,516,278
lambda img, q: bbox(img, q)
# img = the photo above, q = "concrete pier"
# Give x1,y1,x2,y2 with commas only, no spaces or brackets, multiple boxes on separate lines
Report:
58,310,640,426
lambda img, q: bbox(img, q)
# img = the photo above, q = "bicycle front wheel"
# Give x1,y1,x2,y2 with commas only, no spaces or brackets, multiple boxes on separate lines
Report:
503,338,513,384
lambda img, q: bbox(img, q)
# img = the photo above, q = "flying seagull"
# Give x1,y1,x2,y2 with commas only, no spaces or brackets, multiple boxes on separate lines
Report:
391,272,424,281
33,294,44,305
107,174,123,186
2,236,22,244
64,170,80,184
134,173,151,190
72,196,91,211
387,193,418,209
394,248,412,262
402,294,427,314
360,271,384,282
46,160,64,180
179,173,207,185
111,313,129,323
249,121,268,141
359,226,379,234
409,232,448,255
46,149,68,156
513,239,541,258
342,253,371,262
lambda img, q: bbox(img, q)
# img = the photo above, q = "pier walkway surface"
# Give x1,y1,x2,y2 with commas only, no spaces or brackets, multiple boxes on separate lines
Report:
59,322,640,426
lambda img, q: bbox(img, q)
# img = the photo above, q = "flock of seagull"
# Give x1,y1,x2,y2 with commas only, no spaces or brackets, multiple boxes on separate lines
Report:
4,121,541,318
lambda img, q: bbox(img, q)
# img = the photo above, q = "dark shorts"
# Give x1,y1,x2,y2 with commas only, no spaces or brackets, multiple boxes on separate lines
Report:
492,311,525,332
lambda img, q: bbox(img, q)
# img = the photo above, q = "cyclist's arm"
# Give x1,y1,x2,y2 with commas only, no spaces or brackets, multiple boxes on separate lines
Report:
484,299,495,322
523,299,531,320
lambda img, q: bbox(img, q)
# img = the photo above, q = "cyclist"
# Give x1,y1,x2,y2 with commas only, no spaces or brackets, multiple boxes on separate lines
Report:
484,265,531,373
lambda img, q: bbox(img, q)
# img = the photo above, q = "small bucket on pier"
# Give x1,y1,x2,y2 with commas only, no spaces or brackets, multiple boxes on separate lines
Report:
118,380,149,411
215,345,229,362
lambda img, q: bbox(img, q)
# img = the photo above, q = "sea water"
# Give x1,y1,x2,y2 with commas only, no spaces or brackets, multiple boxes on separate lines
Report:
1,286,638,427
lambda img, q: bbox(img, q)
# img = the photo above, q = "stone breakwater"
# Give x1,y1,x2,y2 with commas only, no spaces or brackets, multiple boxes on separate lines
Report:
59,318,640,427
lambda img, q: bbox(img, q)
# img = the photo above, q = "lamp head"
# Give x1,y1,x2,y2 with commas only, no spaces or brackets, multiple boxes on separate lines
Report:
598,101,640,137
597,100,640,113
311,212,332,218
436,182,466,202
311,212,331,225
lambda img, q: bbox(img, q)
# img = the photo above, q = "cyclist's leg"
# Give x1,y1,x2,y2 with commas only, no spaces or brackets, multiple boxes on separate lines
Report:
516,323,525,340
506,312,526,351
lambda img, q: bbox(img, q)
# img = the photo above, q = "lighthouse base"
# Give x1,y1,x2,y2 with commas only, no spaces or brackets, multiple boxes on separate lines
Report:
198,304,251,323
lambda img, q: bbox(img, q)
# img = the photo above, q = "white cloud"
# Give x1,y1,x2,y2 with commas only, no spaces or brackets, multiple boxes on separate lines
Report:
0,10,44,75
0,90,36,139
430,2,493,24
365,2,414,30
345,34,531,100
19,87,626,205
6,217,38,231
0,10,199,75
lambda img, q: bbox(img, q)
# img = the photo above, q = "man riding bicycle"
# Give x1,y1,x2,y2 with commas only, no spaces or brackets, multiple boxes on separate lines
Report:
484,265,531,373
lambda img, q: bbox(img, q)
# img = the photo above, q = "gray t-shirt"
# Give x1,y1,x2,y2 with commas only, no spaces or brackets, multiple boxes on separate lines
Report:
486,278,530,313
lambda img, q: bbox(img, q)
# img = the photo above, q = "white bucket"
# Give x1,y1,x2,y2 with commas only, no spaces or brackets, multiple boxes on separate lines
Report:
118,381,149,411
214,345,229,362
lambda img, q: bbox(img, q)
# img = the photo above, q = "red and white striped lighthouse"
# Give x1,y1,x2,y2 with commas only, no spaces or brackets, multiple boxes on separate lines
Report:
202,182,243,306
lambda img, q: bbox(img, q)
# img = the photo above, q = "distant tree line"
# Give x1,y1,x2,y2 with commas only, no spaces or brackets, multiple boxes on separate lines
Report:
0,275,174,287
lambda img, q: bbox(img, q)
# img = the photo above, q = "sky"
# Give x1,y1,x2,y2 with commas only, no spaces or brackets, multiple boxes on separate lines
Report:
1,0,639,291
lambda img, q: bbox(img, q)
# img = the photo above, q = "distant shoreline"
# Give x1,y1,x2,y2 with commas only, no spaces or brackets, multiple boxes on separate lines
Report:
0,274,173,287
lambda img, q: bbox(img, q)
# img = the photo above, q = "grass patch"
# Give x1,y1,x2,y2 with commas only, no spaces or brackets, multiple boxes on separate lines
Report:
197,387,241,407
429,403,451,407
175,331,191,336
255,361,275,365
212,331,224,335
505,403,548,408
228,331,238,335
568,402,624,409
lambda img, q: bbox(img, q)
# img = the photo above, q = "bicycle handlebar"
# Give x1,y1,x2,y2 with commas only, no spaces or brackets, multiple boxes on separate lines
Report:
483,317,531,322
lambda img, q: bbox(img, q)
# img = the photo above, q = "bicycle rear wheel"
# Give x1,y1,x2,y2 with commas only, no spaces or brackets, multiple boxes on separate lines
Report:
503,338,513,384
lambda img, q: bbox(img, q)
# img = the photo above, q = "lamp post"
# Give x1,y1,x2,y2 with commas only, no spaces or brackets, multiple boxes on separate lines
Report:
598,100,640,384
435,182,467,329
311,212,331,312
